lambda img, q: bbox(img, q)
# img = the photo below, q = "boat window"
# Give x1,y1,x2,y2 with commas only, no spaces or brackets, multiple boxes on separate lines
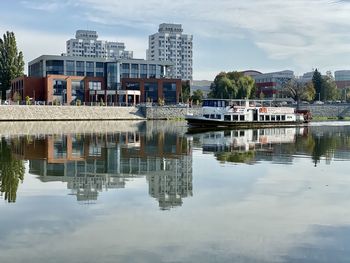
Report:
271,115,276,121
259,115,264,121
282,115,286,121
276,115,281,121
216,114,221,119
224,115,231,121
266,115,270,121
239,131,245,136
240,115,245,121
204,114,210,118
233,115,238,121
210,114,215,119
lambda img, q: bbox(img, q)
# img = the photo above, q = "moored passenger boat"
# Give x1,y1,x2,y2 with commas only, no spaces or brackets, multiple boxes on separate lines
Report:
185,99,310,128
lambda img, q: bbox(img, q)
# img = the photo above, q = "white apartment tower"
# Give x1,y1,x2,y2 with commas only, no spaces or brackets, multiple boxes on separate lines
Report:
147,23,193,80
66,30,133,59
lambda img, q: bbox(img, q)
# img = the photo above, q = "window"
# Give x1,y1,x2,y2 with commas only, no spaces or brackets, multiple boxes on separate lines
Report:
224,115,231,121
282,115,286,121
266,115,270,121
259,115,264,121
240,115,245,121
233,115,238,121
89,81,101,90
276,115,281,121
271,115,276,121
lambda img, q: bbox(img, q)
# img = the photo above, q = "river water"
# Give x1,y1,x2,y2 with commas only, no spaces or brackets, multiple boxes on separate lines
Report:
1,121,350,263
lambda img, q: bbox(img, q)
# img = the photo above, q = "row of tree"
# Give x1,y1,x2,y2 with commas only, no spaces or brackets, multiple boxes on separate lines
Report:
0,31,24,100
187,69,348,103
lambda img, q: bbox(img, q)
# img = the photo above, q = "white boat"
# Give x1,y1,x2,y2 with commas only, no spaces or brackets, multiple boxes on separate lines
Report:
185,99,310,128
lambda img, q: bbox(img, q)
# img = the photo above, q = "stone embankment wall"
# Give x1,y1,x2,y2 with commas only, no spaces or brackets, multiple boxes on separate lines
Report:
141,106,202,119
0,105,145,121
1,104,350,122
297,104,350,118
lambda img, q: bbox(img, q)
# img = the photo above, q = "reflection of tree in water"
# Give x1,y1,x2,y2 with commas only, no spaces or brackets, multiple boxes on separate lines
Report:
0,139,25,202
215,151,255,164
311,134,340,167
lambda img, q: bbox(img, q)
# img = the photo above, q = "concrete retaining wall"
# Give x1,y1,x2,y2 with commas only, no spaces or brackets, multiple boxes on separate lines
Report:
0,105,145,121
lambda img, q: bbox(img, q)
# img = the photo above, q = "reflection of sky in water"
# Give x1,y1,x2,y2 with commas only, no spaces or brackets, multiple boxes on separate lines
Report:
1,124,350,262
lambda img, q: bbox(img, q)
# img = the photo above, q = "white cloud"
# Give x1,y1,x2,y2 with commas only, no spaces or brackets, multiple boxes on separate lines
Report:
6,0,350,78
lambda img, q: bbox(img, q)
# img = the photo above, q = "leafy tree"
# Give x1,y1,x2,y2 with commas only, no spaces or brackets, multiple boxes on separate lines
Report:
312,69,323,100
209,71,255,99
0,31,24,100
237,75,255,99
181,80,191,103
0,139,25,202
282,78,316,103
323,71,340,101
191,89,204,103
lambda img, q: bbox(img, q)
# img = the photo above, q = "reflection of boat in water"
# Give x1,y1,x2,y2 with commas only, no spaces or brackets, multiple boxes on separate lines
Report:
186,99,311,128
189,127,307,153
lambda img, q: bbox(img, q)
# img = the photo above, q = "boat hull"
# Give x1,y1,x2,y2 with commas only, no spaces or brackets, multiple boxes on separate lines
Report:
185,115,305,128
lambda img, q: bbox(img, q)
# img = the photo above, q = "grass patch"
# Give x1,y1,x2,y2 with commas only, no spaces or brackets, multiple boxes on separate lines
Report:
312,116,350,121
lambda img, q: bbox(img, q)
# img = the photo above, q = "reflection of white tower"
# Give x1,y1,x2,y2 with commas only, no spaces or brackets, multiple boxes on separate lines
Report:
147,156,193,210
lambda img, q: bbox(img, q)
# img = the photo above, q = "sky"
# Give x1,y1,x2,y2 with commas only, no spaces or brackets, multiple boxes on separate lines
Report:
1,0,350,80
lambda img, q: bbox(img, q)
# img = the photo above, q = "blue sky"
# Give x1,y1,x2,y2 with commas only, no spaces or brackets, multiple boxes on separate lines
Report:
1,0,350,80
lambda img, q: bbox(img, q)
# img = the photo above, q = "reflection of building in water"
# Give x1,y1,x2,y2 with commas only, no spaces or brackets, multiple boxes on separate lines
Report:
147,156,192,210
9,130,192,207
192,127,306,164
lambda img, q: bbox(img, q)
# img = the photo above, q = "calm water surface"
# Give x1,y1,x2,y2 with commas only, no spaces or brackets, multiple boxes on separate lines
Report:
1,121,350,263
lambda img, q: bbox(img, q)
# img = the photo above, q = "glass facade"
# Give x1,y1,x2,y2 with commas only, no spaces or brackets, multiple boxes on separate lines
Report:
76,61,84,76
53,80,67,95
46,60,64,75
86,61,94,77
96,62,104,77
149,65,156,78
29,61,43,77
106,63,119,90
140,64,148,78
163,82,177,104
71,80,85,102
121,63,130,78
66,60,75,75
130,64,139,78
144,82,158,102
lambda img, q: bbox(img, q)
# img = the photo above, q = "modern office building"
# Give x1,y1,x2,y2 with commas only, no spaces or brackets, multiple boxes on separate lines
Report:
147,23,193,80
253,70,294,98
11,54,181,105
66,30,133,59
335,70,350,89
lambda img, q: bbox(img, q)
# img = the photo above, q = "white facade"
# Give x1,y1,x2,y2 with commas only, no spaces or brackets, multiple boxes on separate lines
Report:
147,23,193,80
66,30,133,59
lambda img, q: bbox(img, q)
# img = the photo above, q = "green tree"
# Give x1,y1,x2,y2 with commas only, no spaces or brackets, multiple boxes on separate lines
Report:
323,71,340,101
312,69,323,100
237,75,255,99
0,31,25,100
181,80,191,103
209,71,255,99
0,139,25,202
282,78,316,104
191,89,204,103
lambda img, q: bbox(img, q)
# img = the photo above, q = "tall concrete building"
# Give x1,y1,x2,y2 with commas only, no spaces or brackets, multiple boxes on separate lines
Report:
147,23,193,80
66,30,133,59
